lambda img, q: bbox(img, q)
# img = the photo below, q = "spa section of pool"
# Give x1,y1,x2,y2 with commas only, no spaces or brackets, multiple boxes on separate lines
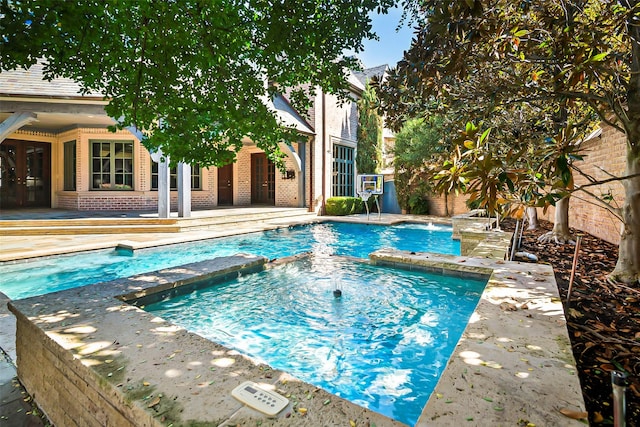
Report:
144,255,487,426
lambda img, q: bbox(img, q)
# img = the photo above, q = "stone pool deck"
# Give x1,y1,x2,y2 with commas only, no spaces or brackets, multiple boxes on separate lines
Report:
0,212,587,426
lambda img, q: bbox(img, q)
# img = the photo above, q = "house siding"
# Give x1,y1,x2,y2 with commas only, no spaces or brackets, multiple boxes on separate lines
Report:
308,86,361,210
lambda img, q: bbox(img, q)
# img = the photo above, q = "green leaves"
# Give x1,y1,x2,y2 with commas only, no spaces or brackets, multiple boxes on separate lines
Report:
356,83,383,174
376,0,629,219
587,52,609,62
392,116,447,211
0,0,393,167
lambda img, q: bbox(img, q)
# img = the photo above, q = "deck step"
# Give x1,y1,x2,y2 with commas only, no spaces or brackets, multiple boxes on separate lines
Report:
0,209,315,236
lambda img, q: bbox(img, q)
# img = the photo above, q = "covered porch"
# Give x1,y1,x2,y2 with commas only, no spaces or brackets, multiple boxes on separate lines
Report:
0,64,315,216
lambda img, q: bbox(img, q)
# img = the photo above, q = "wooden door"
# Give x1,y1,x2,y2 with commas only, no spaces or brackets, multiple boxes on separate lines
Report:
251,153,275,205
0,140,51,208
217,163,234,206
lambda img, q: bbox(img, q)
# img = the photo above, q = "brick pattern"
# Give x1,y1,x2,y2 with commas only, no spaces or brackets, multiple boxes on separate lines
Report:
276,141,302,207
428,193,471,217
537,124,626,244
15,315,156,427
323,94,358,142
304,139,313,210
56,191,216,211
236,148,252,205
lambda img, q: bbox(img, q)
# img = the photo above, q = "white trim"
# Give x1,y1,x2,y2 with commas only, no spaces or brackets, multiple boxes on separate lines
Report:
0,112,38,142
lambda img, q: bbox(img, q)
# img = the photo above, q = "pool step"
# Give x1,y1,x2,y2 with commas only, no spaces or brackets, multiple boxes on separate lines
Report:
0,208,316,236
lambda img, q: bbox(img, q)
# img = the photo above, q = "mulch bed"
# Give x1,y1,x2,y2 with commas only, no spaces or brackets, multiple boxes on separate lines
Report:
502,218,639,426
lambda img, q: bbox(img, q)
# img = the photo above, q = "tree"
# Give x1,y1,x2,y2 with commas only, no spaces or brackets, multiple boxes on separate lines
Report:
377,0,640,284
0,0,395,169
356,83,383,174
393,116,446,214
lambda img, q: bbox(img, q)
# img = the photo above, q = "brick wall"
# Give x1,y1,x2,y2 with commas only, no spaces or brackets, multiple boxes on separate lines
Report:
275,141,302,207
427,193,471,217
56,191,215,211
76,193,158,211
236,148,252,205
537,124,626,245
13,312,153,426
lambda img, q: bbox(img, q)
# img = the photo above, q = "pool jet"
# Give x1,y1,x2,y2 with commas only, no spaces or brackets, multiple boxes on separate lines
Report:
332,276,342,298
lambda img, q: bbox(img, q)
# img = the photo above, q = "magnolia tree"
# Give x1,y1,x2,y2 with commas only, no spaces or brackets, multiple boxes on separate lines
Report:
1,0,396,169
376,0,640,284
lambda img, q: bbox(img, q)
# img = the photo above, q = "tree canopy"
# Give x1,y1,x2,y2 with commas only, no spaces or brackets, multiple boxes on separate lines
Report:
376,0,640,283
1,0,395,167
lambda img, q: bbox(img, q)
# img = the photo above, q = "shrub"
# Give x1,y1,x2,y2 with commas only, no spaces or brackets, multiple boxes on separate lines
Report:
325,197,364,215
408,193,430,215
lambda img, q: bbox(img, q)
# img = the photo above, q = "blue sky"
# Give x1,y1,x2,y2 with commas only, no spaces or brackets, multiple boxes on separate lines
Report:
358,7,415,69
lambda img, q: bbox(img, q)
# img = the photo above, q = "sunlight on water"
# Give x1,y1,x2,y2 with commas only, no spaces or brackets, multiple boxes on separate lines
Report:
0,222,459,300
145,256,485,426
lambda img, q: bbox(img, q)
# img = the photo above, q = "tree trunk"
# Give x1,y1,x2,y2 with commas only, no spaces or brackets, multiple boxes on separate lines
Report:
444,192,450,217
609,145,640,284
526,207,539,230
538,196,574,244
610,0,640,284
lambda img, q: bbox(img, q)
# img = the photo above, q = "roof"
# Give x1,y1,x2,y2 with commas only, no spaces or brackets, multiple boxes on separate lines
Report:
347,70,366,93
0,63,315,136
271,95,315,135
0,62,104,99
353,64,389,86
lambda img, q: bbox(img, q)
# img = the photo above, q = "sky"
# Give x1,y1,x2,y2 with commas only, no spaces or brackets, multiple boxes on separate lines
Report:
358,7,416,69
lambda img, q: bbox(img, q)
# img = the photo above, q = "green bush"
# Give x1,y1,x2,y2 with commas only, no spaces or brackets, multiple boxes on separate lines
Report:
408,193,430,215
325,197,364,215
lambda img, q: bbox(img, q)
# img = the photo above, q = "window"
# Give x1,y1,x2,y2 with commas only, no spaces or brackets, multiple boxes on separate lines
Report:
332,143,354,197
91,140,133,190
63,140,76,191
151,162,201,190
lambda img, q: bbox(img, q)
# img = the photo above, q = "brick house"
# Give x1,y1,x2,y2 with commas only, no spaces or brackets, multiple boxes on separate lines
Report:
0,63,364,214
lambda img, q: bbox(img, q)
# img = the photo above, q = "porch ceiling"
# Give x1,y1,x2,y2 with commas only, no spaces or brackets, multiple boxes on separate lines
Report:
0,110,115,134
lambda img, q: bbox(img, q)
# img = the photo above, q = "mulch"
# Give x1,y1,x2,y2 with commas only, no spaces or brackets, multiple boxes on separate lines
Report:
502,218,639,426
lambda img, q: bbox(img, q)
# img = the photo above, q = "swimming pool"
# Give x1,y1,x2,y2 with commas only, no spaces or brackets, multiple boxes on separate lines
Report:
0,221,459,300
145,255,486,426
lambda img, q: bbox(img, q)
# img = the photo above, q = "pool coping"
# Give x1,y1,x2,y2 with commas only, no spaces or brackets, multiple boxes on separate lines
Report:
8,254,407,426
370,250,586,426
8,245,586,426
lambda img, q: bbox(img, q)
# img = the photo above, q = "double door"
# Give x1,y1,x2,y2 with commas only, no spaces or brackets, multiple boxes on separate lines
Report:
251,153,275,205
0,140,51,208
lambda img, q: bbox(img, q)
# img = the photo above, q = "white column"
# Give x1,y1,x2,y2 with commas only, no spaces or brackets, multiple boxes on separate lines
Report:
177,162,191,217
150,149,170,218
157,158,171,218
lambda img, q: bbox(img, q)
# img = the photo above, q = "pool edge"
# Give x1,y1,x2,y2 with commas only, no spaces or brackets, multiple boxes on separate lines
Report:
369,249,587,426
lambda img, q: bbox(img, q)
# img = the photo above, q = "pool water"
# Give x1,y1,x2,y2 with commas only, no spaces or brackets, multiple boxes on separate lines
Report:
0,222,459,300
145,256,486,426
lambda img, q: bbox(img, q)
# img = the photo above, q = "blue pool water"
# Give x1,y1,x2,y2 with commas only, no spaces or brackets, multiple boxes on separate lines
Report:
0,222,459,300
145,256,486,426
